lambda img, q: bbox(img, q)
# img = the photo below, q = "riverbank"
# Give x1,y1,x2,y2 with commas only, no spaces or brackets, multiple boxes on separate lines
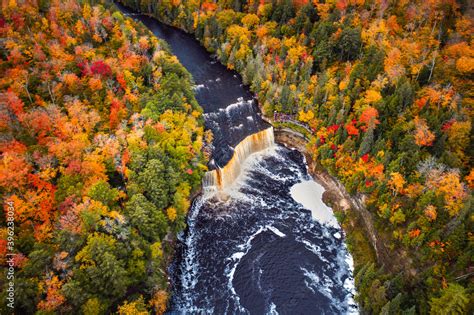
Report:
274,127,390,271
115,1,386,307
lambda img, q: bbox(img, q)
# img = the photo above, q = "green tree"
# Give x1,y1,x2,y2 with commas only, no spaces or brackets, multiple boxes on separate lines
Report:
359,126,375,156
334,27,362,61
87,180,120,208
138,159,174,209
125,194,168,242
82,297,107,315
63,233,129,305
430,284,469,315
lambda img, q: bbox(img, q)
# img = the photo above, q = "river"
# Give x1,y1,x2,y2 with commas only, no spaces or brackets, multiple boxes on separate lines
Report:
116,3,358,314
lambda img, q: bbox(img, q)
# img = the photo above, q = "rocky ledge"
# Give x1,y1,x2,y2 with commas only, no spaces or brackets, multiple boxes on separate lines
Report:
274,127,391,268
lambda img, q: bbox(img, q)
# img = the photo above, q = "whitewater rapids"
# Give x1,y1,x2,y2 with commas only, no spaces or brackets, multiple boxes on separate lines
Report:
171,145,358,314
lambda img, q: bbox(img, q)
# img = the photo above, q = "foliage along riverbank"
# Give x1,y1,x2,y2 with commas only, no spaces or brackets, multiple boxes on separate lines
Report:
274,127,378,265
115,0,473,313
0,0,208,313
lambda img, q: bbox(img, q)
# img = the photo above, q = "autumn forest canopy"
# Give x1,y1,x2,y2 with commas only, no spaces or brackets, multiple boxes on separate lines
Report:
1,0,473,313
1,0,208,313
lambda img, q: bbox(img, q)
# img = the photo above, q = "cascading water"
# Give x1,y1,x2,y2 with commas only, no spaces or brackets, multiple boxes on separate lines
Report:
116,3,358,314
172,145,358,314
203,127,275,190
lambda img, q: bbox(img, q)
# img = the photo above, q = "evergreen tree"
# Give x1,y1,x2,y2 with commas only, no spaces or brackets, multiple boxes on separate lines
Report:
429,284,469,315
359,126,375,156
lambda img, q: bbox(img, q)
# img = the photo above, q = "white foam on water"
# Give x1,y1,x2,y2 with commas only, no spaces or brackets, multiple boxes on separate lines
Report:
203,112,218,119
202,98,255,124
224,224,286,313
298,238,330,264
343,249,358,314
227,226,285,283
268,226,286,237
300,266,334,301
193,84,206,91
345,251,354,274
176,198,205,310
332,233,359,314
290,180,339,228
267,302,279,315
218,97,250,114
230,251,245,260
231,123,244,130
300,267,320,293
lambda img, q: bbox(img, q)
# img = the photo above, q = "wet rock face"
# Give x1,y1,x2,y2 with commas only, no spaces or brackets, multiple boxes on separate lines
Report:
274,128,309,152
322,191,336,208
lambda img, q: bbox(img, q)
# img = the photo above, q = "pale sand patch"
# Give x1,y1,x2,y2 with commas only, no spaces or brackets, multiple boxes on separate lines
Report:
290,180,339,228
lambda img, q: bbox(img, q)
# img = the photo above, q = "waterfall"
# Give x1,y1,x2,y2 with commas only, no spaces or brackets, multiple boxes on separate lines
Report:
203,127,275,191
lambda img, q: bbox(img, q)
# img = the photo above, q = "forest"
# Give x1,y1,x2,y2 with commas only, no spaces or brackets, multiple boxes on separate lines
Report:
115,0,473,313
0,0,473,313
0,0,208,313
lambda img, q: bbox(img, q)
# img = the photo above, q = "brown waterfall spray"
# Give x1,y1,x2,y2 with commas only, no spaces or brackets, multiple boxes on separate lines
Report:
203,127,275,191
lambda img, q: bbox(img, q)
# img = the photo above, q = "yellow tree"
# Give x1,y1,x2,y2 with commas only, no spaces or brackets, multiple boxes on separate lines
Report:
436,171,466,216
445,120,471,166
389,172,405,195
241,13,260,29
150,290,168,315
